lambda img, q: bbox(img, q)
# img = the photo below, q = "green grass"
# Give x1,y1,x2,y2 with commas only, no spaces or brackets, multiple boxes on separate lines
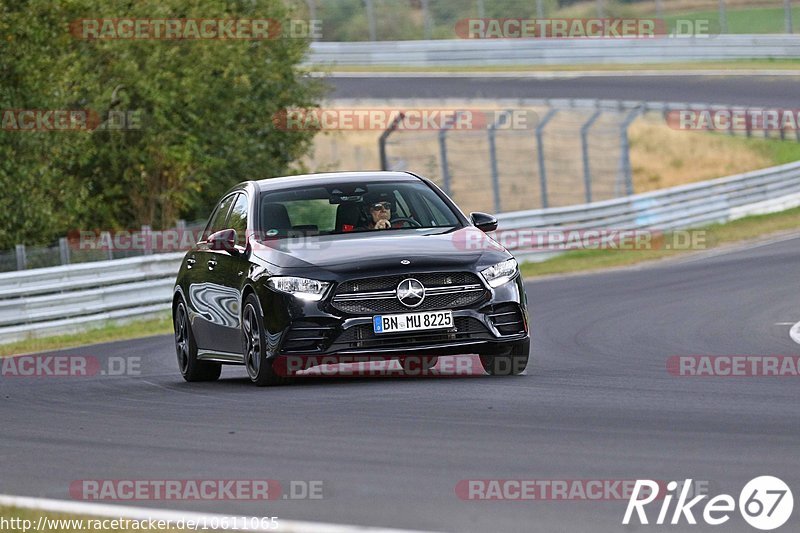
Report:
664,6,800,34
520,206,800,278
749,135,800,164
0,313,172,357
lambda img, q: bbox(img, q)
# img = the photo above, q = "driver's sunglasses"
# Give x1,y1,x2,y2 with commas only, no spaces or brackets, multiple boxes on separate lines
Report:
370,202,392,211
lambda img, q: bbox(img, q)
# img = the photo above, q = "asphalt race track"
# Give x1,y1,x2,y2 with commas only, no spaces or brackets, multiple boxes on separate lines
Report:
2,235,799,532
329,74,800,107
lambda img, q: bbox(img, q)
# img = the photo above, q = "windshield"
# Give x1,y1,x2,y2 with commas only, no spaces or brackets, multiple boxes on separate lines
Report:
257,180,461,238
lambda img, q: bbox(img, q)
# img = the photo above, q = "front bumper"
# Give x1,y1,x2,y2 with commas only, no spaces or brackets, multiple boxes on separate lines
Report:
264,274,528,359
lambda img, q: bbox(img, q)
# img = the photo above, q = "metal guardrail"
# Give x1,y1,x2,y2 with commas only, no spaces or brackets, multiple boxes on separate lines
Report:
497,160,800,262
1,160,799,345
308,35,800,66
0,253,182,344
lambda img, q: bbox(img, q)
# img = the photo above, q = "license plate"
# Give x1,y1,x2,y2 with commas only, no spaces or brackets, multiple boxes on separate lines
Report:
373,310,453,334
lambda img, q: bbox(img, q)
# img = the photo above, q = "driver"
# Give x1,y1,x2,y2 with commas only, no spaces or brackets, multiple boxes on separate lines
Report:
362,193,395,230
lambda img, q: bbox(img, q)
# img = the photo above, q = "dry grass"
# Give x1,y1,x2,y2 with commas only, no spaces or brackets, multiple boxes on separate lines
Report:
629,118,774,192
302,103,798,213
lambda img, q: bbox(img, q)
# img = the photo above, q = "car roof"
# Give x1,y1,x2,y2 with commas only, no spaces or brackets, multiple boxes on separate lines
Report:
254,171,420,193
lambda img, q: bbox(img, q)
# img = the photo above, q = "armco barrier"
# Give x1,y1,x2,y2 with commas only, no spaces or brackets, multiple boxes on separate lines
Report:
0,253,183,344
496,160,800,262
1,161,799,345
307,35,800,67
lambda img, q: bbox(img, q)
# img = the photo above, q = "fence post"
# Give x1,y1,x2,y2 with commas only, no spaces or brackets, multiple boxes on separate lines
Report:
786,0,794,34
536,0,544,18
580,108,603,204
379,112,405,170
438,126,452,197
618,106,642,197
596,0,605,18
305,0,318,41
535,107,558,208
15,244,26,270
142,225,153,255
718,0,728,33
421,0,432,39
101,231,114,260
655,0,663,18
487,110,510,213
365,0,377,41
59,237,70,265
437,110,467,197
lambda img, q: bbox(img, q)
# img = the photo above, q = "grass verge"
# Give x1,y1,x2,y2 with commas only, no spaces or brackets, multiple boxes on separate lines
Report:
0,313,172,357
519,206,800,278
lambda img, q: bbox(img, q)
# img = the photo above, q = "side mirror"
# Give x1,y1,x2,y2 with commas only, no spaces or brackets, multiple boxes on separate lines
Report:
207,228,238,254
470,212,498,233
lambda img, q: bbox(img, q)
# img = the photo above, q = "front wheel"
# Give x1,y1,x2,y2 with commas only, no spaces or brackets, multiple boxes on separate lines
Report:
480,339,530,376
242,294,283,387
174,301,221,382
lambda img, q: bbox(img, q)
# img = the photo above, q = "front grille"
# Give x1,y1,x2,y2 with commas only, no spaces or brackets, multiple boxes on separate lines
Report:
331,272,489,315
487,303,526,335
337,272,478,293
329,316,490,351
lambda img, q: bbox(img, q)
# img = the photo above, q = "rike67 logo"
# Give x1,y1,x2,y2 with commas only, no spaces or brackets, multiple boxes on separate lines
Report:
623,476,794,530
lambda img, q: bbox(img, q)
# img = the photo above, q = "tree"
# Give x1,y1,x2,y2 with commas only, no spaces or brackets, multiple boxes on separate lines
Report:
0,0,325,248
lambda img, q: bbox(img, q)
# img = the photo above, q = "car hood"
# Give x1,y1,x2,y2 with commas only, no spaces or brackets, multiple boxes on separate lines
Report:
251,227,510,275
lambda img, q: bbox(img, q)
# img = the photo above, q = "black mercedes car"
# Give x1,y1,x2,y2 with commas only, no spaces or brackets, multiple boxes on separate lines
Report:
173,171,529,385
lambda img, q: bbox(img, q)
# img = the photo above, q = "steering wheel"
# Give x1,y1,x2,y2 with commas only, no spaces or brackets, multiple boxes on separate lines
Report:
390,217,422,228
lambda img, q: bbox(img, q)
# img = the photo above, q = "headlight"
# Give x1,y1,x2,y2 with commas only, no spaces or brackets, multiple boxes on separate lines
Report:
480,258,518,288
268,276,330,301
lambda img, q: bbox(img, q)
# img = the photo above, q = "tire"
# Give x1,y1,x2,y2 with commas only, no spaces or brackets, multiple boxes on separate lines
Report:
479,339,530,376
242,294,283,387
174,301,221,382
398,355,437,375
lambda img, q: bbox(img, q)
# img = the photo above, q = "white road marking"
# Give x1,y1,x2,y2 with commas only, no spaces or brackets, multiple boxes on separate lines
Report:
0,494,429,533
789,321,800,346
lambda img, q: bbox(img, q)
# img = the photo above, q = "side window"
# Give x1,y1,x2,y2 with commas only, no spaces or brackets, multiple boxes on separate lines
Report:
228,193,249,247
204,194,236,238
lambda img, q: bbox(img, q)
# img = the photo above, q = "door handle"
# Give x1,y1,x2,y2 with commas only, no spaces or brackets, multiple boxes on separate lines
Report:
207,259,217,270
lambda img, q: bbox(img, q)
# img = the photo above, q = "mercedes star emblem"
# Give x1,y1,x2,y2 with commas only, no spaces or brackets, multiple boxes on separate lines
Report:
396,278,425,308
